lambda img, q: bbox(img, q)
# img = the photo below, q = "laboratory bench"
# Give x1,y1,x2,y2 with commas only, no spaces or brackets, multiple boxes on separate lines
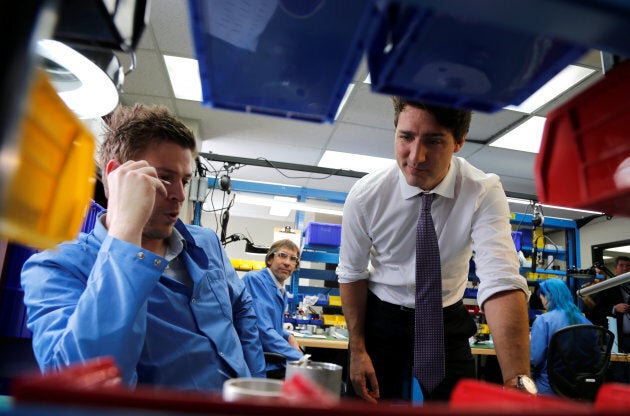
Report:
471,341,630,363
295,334,348,350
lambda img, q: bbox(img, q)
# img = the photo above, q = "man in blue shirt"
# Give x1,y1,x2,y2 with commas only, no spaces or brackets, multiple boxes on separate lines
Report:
242,239,304,378
21,103,265,391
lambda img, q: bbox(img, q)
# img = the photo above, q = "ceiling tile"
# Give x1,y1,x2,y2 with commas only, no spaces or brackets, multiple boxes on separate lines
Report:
120,50,172,97
468,110,527,143
326,123,394,158
149,0,196,57
338,83,393,129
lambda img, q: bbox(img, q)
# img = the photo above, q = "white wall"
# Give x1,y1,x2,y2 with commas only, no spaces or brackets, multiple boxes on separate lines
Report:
578,215,630,267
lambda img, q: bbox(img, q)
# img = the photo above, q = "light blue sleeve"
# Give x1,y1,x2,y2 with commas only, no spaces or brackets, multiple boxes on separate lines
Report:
243,272,303,362
222,260,266,378
21,235,165,385
530,315,549,369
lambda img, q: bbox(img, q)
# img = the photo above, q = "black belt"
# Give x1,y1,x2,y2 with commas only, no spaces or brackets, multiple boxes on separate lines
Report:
368,291,462,314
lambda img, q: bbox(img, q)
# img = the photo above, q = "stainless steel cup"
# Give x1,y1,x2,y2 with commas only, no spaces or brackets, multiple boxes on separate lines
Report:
222,378,284,402
285,360,342,398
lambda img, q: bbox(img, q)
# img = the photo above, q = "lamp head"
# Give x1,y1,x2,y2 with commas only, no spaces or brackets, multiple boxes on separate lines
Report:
532,203,544,227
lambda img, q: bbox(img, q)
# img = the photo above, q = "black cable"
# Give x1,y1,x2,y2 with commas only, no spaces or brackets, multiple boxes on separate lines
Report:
256,157,344,180
513,202,534,232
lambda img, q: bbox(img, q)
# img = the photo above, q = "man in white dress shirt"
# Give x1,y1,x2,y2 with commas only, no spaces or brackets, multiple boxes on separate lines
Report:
337,97,533,402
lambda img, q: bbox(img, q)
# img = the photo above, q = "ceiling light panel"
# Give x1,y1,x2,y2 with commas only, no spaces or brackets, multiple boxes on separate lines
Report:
163,55,202,101
490,116,546,153
318,150,393,173
505,65,595,114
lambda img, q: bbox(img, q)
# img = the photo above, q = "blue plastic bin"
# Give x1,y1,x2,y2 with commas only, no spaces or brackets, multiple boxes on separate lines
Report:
188,0,381,122
304,223,342,247
367,1,587,112
81,200,105,233
511,231,523,251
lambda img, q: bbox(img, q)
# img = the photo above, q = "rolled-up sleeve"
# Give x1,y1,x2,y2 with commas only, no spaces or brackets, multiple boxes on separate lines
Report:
472,180,530,308
337,186,371,284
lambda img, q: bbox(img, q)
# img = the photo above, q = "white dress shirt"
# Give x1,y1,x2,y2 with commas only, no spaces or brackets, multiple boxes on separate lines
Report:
336,157,529,309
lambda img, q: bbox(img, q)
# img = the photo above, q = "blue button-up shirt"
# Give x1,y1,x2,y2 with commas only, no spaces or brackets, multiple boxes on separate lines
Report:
242,268,303,370
21,215,265,391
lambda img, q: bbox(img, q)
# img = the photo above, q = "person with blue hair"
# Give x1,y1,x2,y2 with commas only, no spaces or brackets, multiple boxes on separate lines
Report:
530,278,592,395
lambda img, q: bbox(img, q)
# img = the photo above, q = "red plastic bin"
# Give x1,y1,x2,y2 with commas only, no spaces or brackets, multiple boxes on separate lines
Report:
535,59,630,216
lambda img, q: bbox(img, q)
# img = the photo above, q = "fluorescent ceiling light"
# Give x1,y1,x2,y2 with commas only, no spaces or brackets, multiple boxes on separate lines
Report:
35,39,121,119
490,116,546,153
538,203,603,215
164,55,202,101
236,193,343,216
334,83,355,120
613,245,630,254
506,198,534,206
318,150,393,173
506,197,604,215
269,196,296,217
505,65,595,114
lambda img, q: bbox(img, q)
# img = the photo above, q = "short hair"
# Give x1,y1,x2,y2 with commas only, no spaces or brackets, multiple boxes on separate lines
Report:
99,103,197,183
615,256,630,266
391,97,471,144
265,239,301,266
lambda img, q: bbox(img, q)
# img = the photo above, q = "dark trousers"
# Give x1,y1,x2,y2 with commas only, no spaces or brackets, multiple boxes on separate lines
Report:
356,291,477,402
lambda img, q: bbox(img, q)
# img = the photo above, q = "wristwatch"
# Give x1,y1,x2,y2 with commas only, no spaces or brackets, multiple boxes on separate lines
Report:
505,375,538,395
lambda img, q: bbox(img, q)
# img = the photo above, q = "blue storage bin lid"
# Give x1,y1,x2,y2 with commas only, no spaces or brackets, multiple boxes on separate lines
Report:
396,0,630,59
367,2,587,112
188,0,381,123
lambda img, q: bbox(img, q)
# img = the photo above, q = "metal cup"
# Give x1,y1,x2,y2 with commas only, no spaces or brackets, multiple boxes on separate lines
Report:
222,378,284,402
285,360,342,398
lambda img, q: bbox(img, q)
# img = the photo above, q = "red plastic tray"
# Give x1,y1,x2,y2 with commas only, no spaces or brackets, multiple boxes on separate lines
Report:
535,59,630,216
14,358,620,415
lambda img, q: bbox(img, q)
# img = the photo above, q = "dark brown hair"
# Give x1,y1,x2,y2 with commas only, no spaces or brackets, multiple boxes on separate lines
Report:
392,97,471,143
99,103,197,176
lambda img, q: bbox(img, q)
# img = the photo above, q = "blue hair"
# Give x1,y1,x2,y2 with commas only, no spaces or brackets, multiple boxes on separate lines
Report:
539,279,583,325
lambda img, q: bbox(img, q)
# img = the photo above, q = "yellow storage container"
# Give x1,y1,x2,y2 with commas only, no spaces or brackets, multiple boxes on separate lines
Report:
231,259,266,271
230,258,241,270
0,70,96,249
477,323,490,335
328,295,342,307
252,260,265,270
323,314,346,326
238,260,253,271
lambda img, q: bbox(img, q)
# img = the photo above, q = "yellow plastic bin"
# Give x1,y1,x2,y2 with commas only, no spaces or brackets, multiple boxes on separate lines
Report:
0,70,96,249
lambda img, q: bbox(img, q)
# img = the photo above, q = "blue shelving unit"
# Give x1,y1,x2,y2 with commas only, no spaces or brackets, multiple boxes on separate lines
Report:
510,212,583,303
288,245,340,312
511,212,580,279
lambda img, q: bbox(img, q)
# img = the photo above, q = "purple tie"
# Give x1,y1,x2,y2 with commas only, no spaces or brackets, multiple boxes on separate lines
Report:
414,192,445,393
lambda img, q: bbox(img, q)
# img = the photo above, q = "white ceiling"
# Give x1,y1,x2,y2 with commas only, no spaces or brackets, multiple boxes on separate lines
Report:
116,0,607,221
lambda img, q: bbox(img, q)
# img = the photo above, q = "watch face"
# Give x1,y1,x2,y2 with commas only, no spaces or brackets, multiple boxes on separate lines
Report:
519,375,538,394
